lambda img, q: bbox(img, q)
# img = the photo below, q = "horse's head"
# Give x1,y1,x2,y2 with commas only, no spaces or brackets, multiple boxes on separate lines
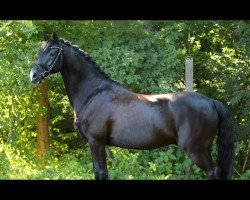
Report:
29,32,63,84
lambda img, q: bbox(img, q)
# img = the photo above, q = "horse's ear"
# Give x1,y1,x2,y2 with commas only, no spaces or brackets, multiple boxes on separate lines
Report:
43,33,50,41
52,32,59,42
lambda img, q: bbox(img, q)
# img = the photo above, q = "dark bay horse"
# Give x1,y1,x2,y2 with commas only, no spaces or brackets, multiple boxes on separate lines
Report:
29,32,234,180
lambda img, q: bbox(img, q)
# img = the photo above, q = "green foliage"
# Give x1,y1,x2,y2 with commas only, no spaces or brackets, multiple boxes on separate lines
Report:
0,20,249,179
90,21,183,93
0,21,39,158
106,146,205,180
0,142,205,180
234,20,250,54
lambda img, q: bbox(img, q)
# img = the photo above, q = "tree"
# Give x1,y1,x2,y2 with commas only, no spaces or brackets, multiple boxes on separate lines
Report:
36,79,49,158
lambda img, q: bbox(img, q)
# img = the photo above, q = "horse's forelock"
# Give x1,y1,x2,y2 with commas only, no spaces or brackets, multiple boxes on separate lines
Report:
38,41,51,58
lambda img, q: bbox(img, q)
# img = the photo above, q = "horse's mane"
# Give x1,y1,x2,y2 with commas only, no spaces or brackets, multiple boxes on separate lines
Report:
59,38,119,85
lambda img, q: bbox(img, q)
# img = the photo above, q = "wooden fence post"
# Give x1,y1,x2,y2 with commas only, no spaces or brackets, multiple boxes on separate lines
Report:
185,56,193,92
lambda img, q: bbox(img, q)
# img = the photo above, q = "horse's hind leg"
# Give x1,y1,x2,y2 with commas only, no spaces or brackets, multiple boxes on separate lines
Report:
88,138,108,180
178,127,220,179
185,148,220,179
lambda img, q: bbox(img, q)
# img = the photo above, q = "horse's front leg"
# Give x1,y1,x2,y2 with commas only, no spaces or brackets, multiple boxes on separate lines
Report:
88,138,108,180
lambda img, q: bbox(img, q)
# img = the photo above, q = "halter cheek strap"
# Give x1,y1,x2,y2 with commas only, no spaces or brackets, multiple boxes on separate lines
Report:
41,46,63,79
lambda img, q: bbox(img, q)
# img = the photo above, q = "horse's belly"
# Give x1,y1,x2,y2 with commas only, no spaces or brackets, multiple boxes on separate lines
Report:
106,101,176,149
107,124,176,150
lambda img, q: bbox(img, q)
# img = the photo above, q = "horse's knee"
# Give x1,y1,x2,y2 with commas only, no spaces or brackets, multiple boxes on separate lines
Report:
208,166,221,180
89,140,108,180
95,168,108,180
99,169,108,180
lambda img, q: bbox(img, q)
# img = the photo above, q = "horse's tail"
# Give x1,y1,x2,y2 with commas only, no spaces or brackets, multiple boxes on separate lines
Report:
213,100,234,179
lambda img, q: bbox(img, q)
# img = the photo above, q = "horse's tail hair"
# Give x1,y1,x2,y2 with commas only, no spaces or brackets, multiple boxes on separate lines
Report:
213,100,234,179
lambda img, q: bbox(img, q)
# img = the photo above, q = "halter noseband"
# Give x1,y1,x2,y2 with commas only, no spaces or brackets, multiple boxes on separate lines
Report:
41,46,63,79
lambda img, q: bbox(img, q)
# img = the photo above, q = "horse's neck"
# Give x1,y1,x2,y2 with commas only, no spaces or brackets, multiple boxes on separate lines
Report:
60,48,107,112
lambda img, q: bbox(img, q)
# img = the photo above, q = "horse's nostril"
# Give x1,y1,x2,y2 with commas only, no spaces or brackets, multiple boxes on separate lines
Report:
33,73,37,78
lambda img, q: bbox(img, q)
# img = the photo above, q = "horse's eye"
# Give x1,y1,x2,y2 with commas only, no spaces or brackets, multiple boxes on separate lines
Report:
50,51,56,56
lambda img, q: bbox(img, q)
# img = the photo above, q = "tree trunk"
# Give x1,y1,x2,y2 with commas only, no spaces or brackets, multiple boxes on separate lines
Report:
36,79,49,158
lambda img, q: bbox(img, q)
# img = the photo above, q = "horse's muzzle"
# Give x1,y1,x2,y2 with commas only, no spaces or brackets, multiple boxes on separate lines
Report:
29,68,42,84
